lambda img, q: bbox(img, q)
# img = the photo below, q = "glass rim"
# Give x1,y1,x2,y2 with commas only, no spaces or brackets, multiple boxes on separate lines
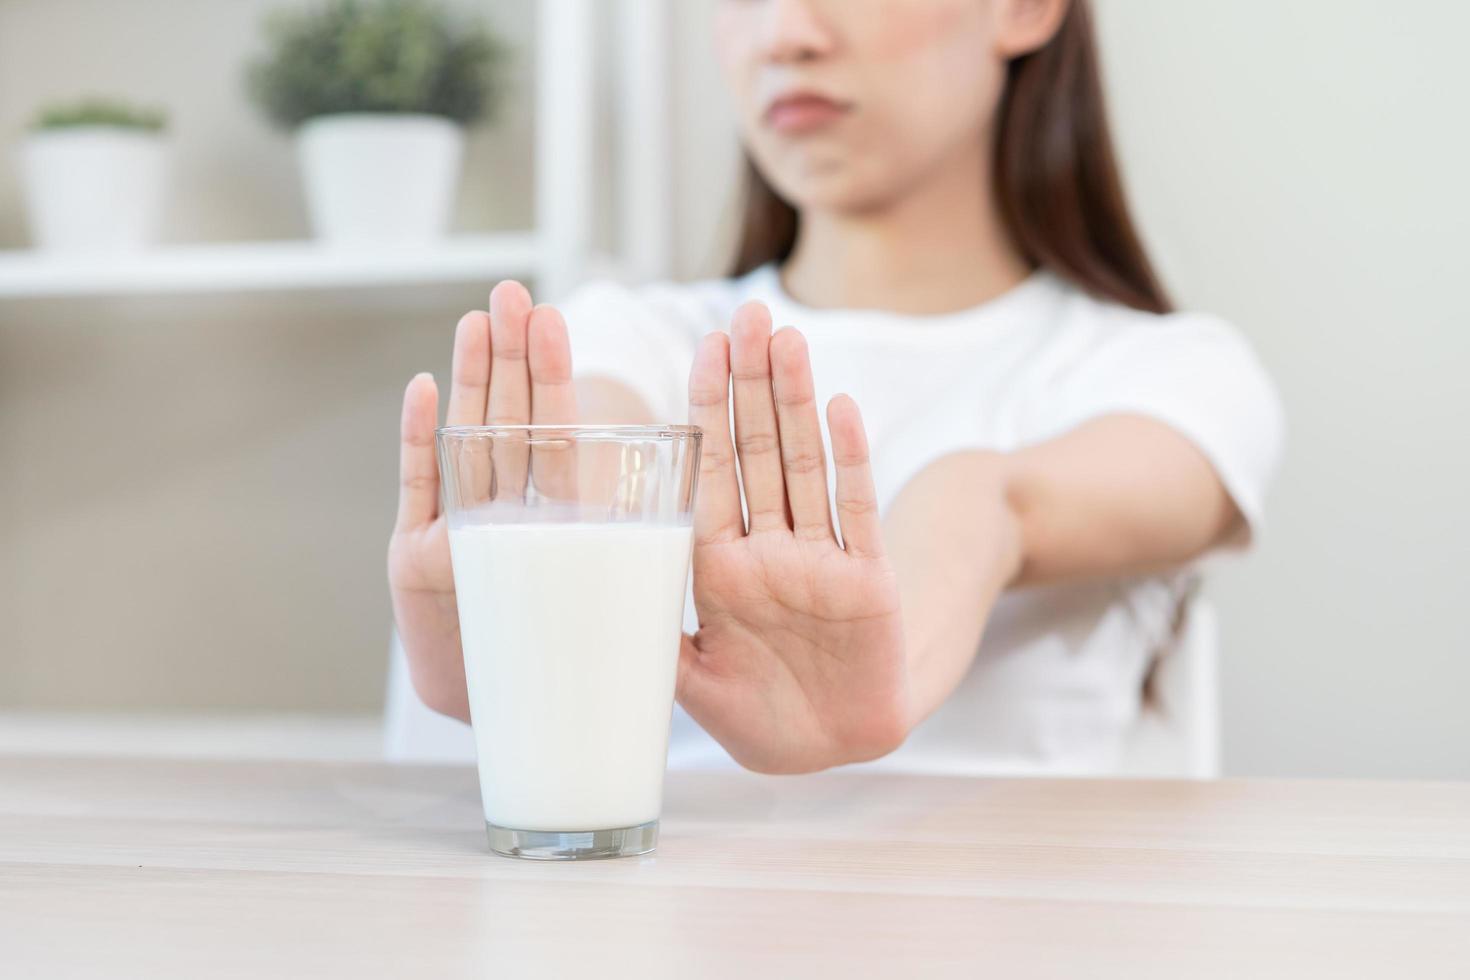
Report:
436,423,701,442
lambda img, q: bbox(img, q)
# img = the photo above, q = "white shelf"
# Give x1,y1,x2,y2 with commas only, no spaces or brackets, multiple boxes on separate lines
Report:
0,232,541,298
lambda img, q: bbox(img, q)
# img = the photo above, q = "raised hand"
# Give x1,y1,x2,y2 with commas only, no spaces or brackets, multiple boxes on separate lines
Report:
678,302,910,774
388,281,576,721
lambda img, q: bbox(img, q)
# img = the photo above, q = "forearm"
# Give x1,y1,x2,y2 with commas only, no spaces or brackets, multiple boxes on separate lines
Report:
1003,415,1242,585
884,452,1023,723
882,417,1241,728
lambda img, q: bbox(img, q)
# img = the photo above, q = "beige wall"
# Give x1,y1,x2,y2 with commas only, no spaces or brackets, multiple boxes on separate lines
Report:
666,0,742,279
4,1,1468,779
0,0,536,711
0,292,452,710
1091,0,1470,779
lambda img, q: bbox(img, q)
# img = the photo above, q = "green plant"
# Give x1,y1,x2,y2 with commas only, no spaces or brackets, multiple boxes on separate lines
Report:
247,0,507,129
31,98,167,133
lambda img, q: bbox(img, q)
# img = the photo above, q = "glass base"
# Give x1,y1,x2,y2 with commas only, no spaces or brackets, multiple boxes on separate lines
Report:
485,819,658,860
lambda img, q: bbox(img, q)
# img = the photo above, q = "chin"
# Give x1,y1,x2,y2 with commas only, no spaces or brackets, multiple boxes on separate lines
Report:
764,160,893,216
747,128,903,215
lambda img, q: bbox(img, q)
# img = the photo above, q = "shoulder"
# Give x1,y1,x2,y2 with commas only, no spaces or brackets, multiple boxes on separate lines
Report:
1037,279,1287,536
1044,280,1263,369
1041,281,1282,418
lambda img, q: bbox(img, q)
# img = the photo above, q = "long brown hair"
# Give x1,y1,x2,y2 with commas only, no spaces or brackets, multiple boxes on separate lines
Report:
730,0,1170,315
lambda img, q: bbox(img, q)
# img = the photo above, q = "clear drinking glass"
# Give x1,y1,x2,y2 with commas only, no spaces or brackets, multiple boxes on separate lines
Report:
436,424,701,860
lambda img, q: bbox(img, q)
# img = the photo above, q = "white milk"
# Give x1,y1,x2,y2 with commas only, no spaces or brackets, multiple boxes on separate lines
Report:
447,520,694,831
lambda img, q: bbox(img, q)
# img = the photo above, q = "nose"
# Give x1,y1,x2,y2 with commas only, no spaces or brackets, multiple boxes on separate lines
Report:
758,0,838,64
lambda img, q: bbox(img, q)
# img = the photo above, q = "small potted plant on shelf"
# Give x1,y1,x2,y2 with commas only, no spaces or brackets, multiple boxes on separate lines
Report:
19,98,170,252
247,0,506,245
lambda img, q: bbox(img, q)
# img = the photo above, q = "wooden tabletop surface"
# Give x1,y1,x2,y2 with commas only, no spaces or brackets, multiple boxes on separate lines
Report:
0,755,1466,978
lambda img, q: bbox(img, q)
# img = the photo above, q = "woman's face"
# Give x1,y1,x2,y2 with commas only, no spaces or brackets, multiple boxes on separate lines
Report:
715,0,1010,214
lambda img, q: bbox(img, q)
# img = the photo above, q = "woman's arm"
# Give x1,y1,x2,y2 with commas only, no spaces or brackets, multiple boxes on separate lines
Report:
885,415,1242,722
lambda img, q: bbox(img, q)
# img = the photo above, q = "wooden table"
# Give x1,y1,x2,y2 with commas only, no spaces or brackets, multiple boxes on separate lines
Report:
1,756,1466,978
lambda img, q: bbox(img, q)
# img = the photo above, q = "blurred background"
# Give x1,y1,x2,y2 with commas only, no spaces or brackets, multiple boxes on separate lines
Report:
1,0,1465,778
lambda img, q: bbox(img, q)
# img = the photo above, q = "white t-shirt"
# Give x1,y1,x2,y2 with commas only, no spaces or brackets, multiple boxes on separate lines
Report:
560,265,1285,775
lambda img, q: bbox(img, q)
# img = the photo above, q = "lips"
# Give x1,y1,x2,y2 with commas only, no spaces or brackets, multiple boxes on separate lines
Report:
764,92,851,134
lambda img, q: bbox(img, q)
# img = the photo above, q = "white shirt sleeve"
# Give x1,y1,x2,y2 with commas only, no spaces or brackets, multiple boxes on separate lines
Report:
1045,310,1287,545
556,279,712,425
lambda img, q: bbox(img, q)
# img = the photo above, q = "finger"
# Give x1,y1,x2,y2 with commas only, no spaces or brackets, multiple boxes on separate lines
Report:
827,395,884,558
395,372,440,532
528,304,578,500
688,332,744,543
729,302,788,532
528,304,577,422
770,327,833,541
487,280,533,425
444,311,490,427
487,280,533,499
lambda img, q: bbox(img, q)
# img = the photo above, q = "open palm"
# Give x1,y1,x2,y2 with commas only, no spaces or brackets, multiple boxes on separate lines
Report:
389,282,576,720
678,304,910,774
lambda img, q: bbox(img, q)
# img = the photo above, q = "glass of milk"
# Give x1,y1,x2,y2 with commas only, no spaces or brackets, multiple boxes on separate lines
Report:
436,424,701,860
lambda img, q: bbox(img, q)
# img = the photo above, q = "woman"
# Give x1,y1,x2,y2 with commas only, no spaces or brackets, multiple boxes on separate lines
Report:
388,0,1283,775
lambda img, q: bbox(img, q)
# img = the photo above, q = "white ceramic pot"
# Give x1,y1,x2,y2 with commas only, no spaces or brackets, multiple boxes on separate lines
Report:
19,127,169,252
296,113,464,245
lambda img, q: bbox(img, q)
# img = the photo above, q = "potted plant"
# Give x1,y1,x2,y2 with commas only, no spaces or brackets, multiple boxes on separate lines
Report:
19,99,170,252
247,0,506,245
